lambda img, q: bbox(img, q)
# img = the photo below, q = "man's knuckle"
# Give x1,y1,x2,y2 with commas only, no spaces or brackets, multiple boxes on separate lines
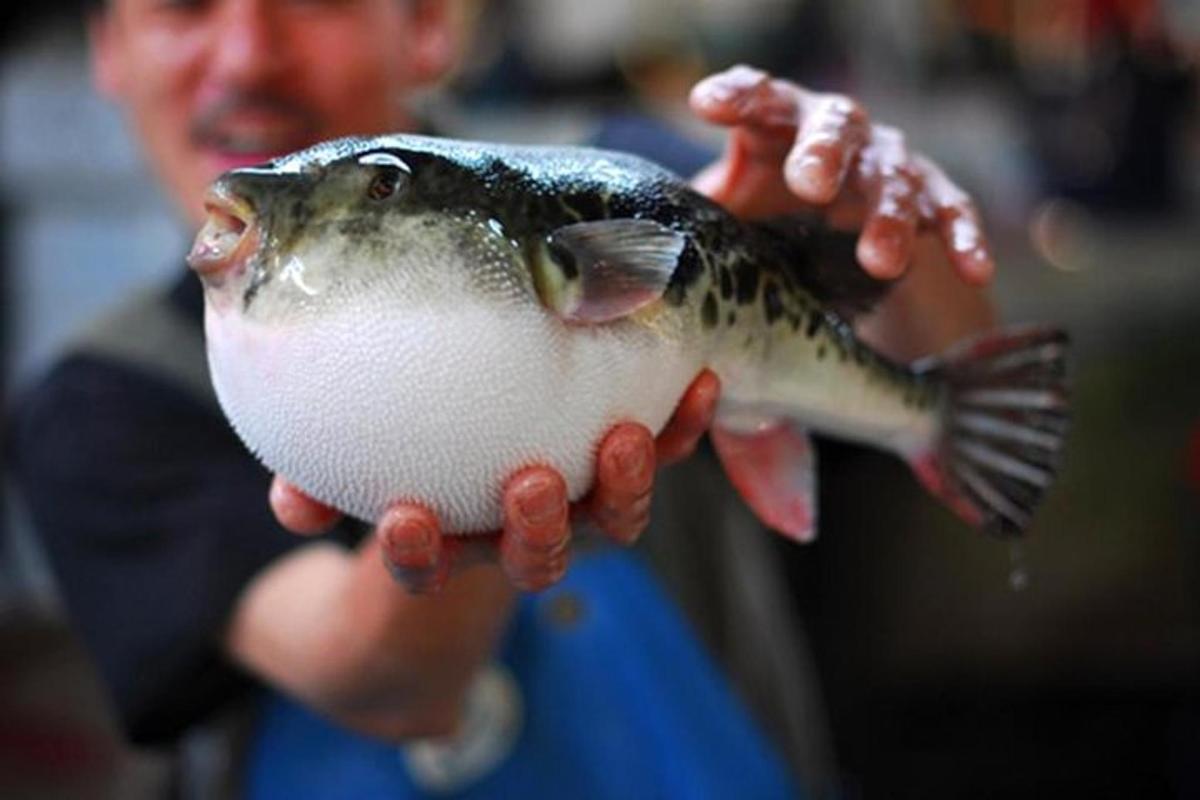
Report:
625,512,651,539
823,95,866,124
727,63,768,84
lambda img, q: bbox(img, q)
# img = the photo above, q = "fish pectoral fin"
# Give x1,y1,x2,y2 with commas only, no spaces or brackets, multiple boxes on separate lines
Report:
711,414,818,543
533,219,685,323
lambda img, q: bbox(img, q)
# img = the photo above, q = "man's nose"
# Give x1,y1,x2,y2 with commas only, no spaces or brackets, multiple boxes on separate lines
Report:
210,0,290,87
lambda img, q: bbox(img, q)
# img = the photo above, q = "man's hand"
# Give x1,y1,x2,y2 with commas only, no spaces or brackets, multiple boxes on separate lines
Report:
270,369,720,593
689,65,995,286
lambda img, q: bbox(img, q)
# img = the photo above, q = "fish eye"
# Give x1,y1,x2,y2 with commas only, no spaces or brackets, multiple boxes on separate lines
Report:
357,152,411,202
367,168,402,201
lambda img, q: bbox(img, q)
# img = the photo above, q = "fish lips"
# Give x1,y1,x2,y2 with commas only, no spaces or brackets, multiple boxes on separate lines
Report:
188,179,262,286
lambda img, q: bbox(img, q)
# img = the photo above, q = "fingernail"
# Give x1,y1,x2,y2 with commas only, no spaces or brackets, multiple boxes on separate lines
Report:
615,441,648,478
858,228,908,278
517,481,562,528
789,154,832,201
696,372,720,416
875,228,906,259
383,513,437,562
963,248,995,283
695,80,734,106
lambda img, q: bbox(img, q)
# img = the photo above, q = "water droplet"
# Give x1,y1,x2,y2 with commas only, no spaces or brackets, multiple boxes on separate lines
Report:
1008,543,1030,592
1009,565,1029,592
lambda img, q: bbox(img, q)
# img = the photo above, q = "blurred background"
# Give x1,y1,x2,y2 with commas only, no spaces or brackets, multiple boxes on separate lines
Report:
1,0,1197,797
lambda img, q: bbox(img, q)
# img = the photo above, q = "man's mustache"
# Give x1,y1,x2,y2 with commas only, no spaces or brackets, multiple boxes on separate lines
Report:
190,92,321,146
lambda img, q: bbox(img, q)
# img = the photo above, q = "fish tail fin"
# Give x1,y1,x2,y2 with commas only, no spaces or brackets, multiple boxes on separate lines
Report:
906,324,1070,537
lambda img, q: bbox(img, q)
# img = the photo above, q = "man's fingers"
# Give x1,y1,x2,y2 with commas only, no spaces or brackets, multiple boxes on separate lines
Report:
855,126,921,279
786,95,870,204
377,504,448,594
691,67,994,288
500,468,570,592
587,423,656,546
689,64,800,134
376,506,503,593
656,369,721,465
688,66,800,211
269,477,342,535
935,202,995,285
917,155,996,285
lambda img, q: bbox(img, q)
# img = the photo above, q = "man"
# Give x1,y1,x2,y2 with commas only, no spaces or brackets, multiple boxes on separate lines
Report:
12,0,995,794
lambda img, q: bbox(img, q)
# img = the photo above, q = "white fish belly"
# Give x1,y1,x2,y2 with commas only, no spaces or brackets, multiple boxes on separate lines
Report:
205,301,701,532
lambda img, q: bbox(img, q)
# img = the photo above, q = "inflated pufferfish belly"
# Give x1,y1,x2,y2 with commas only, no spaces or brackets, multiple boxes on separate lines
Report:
205,281,703,532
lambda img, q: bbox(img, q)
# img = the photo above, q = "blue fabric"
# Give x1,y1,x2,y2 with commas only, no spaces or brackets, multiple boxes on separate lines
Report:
590,113,716,179
246,550,798,799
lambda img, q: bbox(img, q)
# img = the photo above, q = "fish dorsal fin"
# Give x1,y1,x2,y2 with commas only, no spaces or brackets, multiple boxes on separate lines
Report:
711,413,818,542
533,219,685,323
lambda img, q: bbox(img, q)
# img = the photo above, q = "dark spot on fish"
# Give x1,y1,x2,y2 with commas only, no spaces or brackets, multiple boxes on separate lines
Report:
288,198,312,228
361,238,386,260
719,268,734,300
701,292,718,329
564,193,606,221
663,280,686,307
607,194,641,220
817,344,827,360
336,215,383,238
547,238,580,279
479,159,527,195
734,263,760,305
663,243,701,307
524,195,565,230
805,311,822,338
727,310,737,326
763,282,783,324
242,263,269,311
790,315,801,332
673,242,703,288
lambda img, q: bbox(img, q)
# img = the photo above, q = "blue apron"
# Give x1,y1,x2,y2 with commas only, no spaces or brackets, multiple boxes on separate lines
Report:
245,550,799,799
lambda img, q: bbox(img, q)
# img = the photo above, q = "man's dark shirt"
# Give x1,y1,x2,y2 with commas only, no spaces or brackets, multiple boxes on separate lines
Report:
11,276,359,744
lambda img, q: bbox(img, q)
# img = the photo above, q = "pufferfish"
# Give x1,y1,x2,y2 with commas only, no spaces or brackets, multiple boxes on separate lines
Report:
187,134,1069,539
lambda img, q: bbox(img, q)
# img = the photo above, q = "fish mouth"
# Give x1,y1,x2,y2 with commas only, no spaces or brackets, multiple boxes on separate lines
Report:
188,181,259,284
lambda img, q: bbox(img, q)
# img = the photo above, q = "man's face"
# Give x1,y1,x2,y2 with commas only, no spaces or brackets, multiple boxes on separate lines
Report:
92,0,452,226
